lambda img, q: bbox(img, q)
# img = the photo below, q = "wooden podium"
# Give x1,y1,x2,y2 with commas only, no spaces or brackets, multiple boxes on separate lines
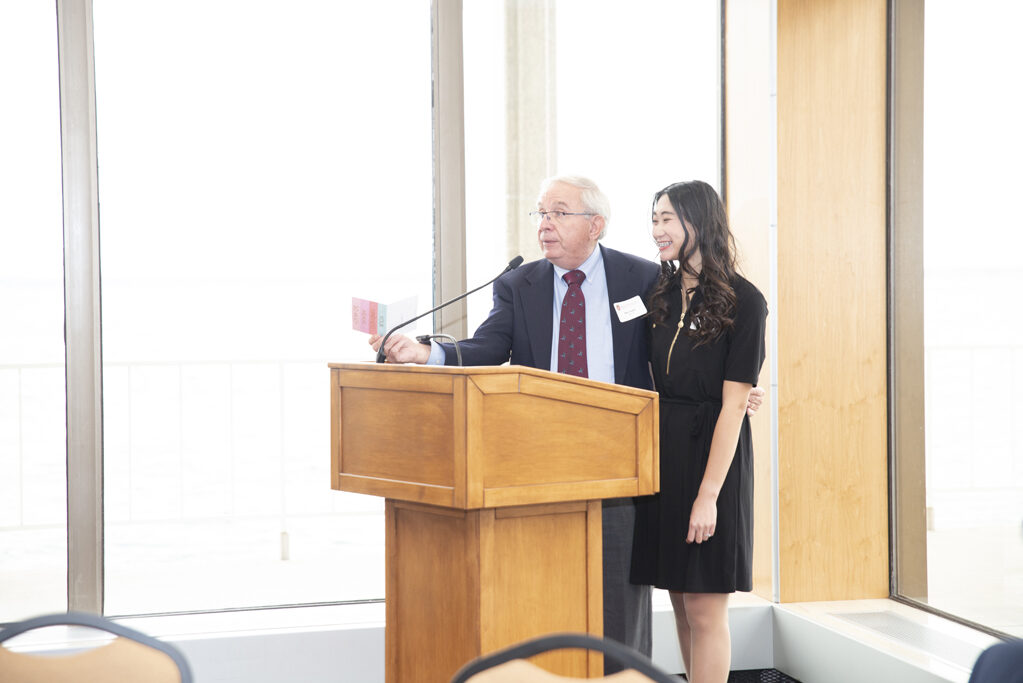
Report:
329,362,658,682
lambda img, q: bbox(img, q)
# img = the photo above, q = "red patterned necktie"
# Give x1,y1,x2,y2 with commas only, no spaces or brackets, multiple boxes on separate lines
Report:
557,269,588,378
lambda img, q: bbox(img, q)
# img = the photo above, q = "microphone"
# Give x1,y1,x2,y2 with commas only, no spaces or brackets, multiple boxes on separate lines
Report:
375,255,524,363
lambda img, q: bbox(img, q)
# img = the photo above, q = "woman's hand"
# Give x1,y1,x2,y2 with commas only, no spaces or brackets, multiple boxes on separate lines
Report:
688,380,749,544
686,491,718,544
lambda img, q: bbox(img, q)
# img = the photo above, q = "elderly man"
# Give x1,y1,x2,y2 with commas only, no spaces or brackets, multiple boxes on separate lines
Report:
372,175,761,669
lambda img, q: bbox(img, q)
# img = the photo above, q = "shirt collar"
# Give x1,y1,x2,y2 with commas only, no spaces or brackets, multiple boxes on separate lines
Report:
552,244,603,282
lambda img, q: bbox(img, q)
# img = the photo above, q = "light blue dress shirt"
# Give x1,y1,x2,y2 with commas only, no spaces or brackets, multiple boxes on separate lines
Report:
427,246,615,384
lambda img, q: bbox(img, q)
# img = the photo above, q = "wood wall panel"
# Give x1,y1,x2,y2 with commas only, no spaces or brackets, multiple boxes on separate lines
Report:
775,0,889,601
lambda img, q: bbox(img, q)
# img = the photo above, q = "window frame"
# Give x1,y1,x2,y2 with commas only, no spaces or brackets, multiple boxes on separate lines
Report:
56,0,468,615
887,0,1017,639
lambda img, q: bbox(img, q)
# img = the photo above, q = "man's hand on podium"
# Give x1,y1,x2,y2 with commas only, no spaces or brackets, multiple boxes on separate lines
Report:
369,333,432,364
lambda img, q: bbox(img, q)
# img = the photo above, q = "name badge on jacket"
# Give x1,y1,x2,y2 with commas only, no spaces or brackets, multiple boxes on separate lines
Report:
613,295,647,323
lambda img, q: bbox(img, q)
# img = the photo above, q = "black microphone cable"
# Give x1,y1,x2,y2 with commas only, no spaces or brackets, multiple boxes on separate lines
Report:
415,334,462,366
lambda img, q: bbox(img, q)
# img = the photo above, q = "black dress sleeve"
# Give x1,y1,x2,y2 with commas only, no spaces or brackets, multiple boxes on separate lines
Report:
723,278,768,385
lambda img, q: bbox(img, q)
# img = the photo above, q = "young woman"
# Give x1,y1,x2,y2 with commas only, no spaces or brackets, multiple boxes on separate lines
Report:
631,181,767,683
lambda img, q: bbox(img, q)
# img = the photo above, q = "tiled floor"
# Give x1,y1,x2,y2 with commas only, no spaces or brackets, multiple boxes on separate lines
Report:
728,671,800,683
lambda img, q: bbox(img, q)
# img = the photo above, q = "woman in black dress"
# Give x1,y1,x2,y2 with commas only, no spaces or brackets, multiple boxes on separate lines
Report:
631,181,767,683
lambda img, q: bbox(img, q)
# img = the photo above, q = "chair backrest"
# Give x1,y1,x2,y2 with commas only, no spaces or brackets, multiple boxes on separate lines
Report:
967,639,1023,683
450,632,677,683
0,611,193,683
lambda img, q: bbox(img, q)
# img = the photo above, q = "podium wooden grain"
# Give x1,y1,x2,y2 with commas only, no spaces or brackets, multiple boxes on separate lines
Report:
330,363,658,682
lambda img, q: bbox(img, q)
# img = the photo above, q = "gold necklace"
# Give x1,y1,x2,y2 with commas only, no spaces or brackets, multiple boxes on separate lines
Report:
665,288,689,372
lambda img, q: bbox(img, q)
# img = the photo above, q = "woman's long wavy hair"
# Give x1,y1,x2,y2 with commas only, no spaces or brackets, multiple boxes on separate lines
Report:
648,180,738,345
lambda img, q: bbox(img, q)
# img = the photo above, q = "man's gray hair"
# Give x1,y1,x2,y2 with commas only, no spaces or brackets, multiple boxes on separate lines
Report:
538,175,611,239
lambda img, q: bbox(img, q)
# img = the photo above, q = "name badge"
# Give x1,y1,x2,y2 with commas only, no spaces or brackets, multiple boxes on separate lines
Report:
613,295,647,322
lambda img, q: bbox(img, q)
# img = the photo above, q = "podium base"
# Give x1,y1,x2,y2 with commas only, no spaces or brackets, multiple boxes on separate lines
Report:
384,499,604,682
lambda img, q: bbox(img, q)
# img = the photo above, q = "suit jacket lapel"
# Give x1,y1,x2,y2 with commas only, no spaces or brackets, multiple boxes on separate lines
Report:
602,245,635,385
522,259,554,370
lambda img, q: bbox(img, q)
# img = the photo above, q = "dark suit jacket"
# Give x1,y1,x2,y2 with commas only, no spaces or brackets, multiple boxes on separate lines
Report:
440,245,661,391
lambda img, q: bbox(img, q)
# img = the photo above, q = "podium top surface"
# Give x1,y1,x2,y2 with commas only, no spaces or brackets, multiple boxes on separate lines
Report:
328,361,657,400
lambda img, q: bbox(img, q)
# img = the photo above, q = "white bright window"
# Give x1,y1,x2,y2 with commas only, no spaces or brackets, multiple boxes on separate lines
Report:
917,1,1023,636
93,0,433,614
0,1,68,623
464,0,722,331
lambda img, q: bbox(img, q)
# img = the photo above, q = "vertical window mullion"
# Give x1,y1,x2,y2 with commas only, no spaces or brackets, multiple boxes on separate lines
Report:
432,0,468,338
56,0,104,614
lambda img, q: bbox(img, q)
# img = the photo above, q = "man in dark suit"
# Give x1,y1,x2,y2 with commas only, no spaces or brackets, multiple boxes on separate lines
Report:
372,175,762,669
371,175,657,388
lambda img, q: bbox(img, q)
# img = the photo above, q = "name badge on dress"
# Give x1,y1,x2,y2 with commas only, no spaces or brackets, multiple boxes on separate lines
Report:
613,295,647,322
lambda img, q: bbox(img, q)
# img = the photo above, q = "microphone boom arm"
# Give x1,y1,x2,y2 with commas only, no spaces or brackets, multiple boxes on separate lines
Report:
374,256,523,363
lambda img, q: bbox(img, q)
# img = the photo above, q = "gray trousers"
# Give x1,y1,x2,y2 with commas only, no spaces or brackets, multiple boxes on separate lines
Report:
602,498,652,673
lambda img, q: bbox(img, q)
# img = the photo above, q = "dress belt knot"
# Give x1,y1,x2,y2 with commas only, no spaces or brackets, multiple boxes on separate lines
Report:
658,397,721,438
691,400,720,438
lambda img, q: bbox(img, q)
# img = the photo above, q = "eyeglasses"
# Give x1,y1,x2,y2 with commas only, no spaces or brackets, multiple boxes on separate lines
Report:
528,210,596,225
